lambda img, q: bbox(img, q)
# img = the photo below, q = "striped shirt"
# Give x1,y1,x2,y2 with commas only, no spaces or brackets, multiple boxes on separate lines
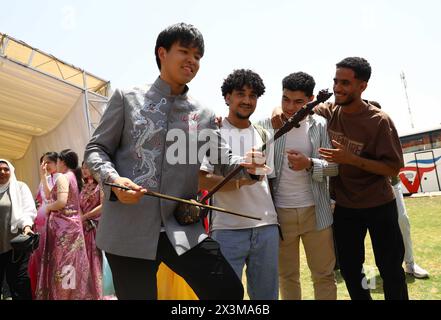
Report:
258,114,338,230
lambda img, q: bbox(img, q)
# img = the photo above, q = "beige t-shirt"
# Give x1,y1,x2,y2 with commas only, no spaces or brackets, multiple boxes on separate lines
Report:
315,102,404,208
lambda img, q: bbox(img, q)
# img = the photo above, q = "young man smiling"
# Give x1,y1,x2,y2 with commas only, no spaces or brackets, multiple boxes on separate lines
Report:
85,23,265,300
316,57,408,300
263,72,338,300
199,69,279,300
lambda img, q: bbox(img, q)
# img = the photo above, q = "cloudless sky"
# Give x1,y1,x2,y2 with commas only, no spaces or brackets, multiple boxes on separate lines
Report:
1,0,441,135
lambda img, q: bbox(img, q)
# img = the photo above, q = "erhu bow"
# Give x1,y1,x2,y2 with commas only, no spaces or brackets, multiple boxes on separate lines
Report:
104,182,262,224
107,89,333,226
173,89,333,225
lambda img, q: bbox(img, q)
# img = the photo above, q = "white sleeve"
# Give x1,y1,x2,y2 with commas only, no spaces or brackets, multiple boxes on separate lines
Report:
18,182,37,228
200,155,214,173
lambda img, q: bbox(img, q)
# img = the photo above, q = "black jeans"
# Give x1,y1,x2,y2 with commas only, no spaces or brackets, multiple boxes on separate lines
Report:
334,200,408,300
106,233,244,300
0,250,32,300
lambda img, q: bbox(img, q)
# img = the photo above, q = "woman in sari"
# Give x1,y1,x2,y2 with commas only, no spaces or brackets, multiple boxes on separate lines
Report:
35,149,93,300
79,162,103,299
28,152,60,297
34,152,60,231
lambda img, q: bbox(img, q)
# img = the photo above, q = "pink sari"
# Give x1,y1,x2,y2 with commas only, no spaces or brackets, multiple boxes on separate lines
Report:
29,173,59,298
35,171,94,300
79,180,103,300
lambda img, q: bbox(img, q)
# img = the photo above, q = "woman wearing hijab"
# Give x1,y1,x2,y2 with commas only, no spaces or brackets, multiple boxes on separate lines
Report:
35,149,93,300
0,159,37,300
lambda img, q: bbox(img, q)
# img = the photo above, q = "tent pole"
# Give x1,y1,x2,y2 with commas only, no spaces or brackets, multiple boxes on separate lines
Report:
0,36,9,56
83,71,92,137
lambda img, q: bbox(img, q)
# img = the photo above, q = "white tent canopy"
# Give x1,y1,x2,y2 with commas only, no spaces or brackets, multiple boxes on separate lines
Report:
0,32,110,193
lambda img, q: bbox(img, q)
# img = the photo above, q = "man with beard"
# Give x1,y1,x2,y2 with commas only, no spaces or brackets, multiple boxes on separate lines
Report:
199,69,279,300
315,57,408,300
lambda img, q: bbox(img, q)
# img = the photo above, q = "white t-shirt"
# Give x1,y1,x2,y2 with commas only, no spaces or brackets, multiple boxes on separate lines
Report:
200,119,278,230
274,118,315,208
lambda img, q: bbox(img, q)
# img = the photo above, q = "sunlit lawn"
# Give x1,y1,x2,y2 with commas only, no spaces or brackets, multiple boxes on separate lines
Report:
242,196,441,300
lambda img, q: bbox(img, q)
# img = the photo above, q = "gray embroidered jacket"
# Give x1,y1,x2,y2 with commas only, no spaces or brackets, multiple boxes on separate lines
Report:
85,77,245,260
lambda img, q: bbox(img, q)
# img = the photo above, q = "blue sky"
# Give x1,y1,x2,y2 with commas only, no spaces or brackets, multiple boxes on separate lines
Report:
1,0,441,134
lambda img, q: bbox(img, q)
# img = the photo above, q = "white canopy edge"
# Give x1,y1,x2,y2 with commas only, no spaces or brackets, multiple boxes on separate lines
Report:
0,32,110,192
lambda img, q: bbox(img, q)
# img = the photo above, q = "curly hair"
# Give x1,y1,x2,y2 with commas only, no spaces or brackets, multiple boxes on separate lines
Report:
155,22,204,70
282,72,316,97
336,57,372,82
221,69,265,100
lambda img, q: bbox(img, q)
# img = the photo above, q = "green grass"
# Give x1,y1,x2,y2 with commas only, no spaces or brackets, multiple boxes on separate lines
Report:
243,196,441,300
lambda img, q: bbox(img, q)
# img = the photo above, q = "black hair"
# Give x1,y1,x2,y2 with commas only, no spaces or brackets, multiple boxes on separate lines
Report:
81,161,98,184
282,72,316,97
42,151,58,164
221,69,265,100
155,22,205,70
58,149,83,192
336,57,372,82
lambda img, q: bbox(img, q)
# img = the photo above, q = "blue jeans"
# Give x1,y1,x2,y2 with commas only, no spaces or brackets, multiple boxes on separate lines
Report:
211,224,279,300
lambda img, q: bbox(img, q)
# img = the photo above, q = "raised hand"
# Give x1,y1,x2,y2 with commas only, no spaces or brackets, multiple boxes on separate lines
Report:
215,115,224,128
319,140,355,164
39,162,48,178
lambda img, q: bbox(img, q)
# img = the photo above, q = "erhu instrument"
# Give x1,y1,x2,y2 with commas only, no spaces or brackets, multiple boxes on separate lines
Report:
109,89,333,225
